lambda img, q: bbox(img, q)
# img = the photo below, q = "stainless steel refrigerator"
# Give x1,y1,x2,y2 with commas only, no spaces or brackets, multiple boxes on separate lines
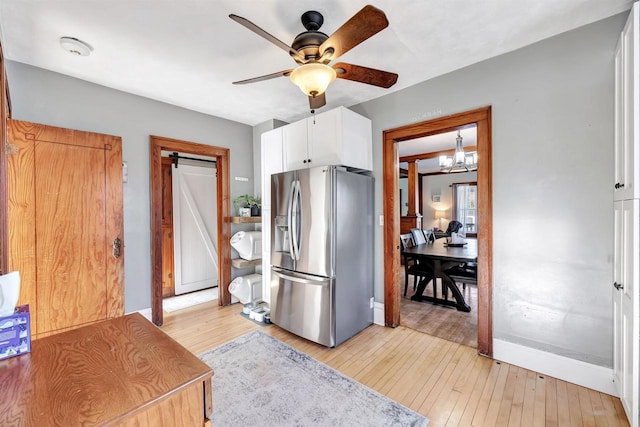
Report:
270,165,374,347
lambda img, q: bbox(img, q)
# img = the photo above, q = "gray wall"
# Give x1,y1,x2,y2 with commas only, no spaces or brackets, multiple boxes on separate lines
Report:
5,62,254,312
350,13,625,367
422,171,477,231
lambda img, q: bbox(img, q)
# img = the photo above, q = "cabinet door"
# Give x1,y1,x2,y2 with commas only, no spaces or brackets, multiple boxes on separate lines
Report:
614,38,625,200
283,119,309,171
615,6,640,201
336,107,373,171
7,120,124,336
307,108,341,167
614,199,639,426
307,107,373,171
261,128,284,209
620,199,639,426
613,200,624,391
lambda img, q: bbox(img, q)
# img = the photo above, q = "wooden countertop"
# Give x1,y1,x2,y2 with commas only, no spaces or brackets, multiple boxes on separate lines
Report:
0,313,213,426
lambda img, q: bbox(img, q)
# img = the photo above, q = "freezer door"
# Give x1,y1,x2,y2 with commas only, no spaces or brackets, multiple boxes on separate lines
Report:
271,171,296,271
295,167,333,277
270,267,335,347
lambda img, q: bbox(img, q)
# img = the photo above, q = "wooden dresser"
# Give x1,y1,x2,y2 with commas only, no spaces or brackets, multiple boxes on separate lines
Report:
0,313,213,426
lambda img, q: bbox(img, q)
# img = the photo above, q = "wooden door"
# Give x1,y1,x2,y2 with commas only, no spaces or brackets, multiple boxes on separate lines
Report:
7,120,124,337
171,163,218,295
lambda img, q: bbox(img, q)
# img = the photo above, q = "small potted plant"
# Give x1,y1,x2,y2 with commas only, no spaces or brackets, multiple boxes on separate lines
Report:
233,194,261,217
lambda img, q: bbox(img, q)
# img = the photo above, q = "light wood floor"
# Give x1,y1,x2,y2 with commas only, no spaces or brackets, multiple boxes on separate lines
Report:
159,301,629,427
401,275,478,348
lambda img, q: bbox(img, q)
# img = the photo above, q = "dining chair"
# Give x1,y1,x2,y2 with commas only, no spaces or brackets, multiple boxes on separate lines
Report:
444,262,477,293
441,220,473,296
423,229,436,244
445,220,464,236
410,228,427,245
400,233,434,296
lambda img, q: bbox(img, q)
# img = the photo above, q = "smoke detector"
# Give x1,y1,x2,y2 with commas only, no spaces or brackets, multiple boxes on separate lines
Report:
59,37,92,56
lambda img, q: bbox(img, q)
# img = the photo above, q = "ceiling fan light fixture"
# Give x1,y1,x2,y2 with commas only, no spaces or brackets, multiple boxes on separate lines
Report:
290,63,336,97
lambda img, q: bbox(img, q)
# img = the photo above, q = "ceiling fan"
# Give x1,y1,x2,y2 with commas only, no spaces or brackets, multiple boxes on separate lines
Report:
229,5,398,111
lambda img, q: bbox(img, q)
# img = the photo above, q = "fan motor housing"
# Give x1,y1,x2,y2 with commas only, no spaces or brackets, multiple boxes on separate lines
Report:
291,31,329,63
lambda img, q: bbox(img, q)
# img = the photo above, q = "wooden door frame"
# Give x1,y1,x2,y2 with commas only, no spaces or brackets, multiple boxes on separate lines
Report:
150,136,231,326
383,106,493,356
0,41,10,275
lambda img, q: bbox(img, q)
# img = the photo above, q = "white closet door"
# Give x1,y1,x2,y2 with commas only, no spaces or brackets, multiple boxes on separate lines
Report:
620,199,639,426
613,200,624,391
614,5,639,427
172,163,218,295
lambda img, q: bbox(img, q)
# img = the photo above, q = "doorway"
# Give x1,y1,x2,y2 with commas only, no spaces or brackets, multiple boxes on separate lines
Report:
171,160,218,295
150,135,231,327
400,142,479,347
383,106,493,356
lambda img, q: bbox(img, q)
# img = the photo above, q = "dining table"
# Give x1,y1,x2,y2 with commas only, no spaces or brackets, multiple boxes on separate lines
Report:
402,238,477,312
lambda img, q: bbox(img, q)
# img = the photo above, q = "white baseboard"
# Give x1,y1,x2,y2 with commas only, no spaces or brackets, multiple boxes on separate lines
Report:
135,303,616,396
493,339,617,396
373,302,385,326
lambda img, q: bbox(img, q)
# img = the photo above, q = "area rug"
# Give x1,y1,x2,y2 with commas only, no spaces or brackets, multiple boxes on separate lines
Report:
199,330,429,426
162,287,217,312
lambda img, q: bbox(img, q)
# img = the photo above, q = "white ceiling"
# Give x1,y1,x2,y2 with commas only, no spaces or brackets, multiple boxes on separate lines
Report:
399,126,477,174
0,1,632,126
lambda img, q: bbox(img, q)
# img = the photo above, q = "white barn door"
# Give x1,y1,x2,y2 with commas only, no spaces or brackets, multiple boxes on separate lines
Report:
172,163,218,295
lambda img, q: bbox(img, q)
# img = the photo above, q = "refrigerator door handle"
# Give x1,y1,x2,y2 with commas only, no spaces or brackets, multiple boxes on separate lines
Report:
291,180,302,260
286,179,296,260
272,269,329,286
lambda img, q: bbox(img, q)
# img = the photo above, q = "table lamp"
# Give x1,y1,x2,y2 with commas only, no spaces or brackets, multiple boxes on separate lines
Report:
434,210,446,230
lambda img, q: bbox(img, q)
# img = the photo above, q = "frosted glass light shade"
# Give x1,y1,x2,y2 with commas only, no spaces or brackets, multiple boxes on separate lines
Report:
290,63,337,96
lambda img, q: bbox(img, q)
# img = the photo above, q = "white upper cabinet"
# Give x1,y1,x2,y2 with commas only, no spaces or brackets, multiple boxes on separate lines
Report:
614,4,640,201
282,119,309,171
261,127,284,210
282,106,373,172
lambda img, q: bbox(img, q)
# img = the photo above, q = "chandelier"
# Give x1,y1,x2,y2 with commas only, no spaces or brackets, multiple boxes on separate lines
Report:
439,130,478,173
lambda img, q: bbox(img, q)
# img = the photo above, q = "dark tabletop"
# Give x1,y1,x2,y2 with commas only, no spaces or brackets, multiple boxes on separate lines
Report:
403,238,478,263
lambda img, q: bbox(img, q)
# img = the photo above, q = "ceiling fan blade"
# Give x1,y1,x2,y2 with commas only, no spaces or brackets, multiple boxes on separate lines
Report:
229,14,306,63
333,62,398,88
309,92,326,110
232,69,293,85
319,5,389,61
